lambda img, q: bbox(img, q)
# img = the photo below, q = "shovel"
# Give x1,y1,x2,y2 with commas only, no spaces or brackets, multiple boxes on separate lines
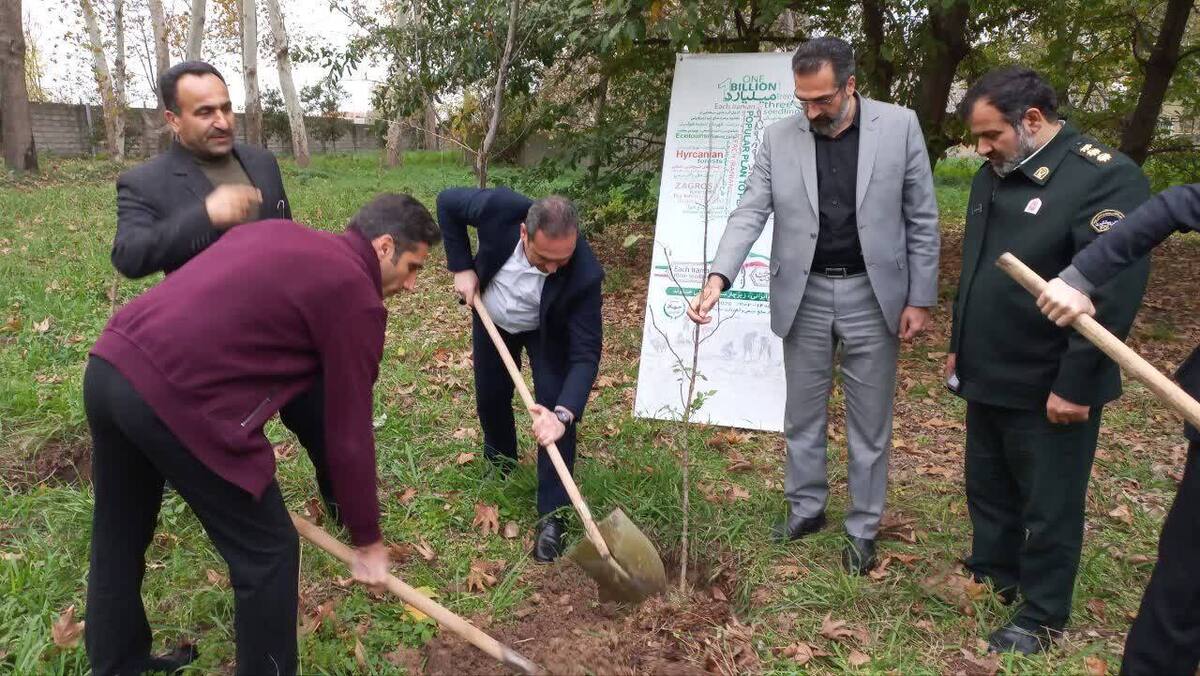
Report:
998,252,1200,429
290,513,545,675
472,295,667,603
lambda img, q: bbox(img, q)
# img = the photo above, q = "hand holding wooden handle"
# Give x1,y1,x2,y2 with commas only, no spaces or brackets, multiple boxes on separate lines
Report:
997,252,1200,430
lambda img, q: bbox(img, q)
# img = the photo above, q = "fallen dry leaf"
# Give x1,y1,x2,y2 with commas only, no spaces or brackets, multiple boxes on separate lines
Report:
465,559,500,592
1085,655,1108,676
820,613,865,643
921,568,989,616
957,648,1001,676
848,649,870,667
272,443,296,461
779,641,828,665
710,586,727,601
1087,598,1108,621
387,542,414,564
452,427,478,440
455,452,476,465
404,586,438,621
304,497,325,525
33,317,51,334
354,638,367,668
503,521,520,539
726,484,751,501
299,600,338,636
396,487,418,505
51,605,84,648
205,568,228,588
725,450,754,472
415,538,437,561
878,512,918,544
1108,504,1134,525
472,502,500,536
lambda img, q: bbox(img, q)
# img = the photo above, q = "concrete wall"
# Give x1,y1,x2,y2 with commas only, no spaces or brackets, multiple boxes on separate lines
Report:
5,101,401,158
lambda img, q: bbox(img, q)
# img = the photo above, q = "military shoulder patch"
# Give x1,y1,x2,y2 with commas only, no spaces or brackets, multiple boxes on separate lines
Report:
1090,209,1124,233
1075,140,1117,165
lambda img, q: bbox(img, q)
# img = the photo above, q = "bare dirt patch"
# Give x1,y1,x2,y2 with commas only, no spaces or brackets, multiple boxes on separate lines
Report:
424,560,755,675
1,440,91,491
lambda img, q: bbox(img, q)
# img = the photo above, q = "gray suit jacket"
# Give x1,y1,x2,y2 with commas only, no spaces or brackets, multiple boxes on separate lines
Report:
710,96,940,336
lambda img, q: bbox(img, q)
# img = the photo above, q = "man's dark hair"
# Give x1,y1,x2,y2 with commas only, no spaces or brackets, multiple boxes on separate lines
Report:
958,66,1059,127
525,195,578,239
348,193,440,259
159,61,226,114
791,36,855,87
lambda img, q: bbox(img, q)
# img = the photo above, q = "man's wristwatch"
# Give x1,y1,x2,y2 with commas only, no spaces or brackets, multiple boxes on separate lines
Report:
554,408,573,426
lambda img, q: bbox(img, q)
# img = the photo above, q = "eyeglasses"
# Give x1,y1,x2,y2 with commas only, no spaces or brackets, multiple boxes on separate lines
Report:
794,88,844,108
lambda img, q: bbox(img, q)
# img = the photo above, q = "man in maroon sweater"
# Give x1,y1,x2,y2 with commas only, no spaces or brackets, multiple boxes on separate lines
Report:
83,193,439,675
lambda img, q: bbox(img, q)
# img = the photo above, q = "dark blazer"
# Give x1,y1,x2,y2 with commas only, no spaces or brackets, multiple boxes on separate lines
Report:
437,186,604,419
112,141,292,279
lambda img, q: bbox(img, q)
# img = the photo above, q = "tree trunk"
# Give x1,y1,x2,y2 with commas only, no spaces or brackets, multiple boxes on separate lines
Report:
911,0,971,166
476,0,520,188
859,0,895,102
1119,0,1196,165
422,93,438,150
113,0,127,159
186,0,206,60
80,0,124,160
587,72,609,182
0,0,38,172
241,0,263,146
264,0,308,165
148,0,171,150
385,119,404,167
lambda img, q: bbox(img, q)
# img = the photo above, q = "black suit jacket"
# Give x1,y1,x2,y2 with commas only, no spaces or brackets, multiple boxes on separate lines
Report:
437,186,604,419
111,141,292,278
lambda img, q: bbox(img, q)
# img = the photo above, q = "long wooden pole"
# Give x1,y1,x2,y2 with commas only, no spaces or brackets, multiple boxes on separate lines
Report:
289,513,544,675
997,252,1200,430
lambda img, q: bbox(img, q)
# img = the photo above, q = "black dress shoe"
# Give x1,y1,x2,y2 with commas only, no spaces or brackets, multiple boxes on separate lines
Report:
532,516,565,563
842,535,877,575
987,624,1054,655
772,512,827,542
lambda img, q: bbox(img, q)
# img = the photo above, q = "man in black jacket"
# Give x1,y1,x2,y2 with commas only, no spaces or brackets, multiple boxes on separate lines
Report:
1037,183,1200,676
437,187,603,562
110,61,340,524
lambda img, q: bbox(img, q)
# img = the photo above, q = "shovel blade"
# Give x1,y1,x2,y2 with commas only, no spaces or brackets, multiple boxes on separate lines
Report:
567,508,667,604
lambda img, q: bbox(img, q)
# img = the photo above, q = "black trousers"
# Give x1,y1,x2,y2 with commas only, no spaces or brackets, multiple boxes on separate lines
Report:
964,400,1103,632
83,357,299,676
278,377,339,523
1121,441,1200,675
471,313,576,516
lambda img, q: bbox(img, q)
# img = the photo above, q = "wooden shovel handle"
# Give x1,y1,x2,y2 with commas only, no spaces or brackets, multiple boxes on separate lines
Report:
290,513,544,676
472,296,629,580
997,252,1200,430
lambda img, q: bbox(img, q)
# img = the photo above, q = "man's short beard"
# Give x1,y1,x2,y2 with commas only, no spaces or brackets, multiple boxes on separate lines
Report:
811,92,853,137
992,123,1039,177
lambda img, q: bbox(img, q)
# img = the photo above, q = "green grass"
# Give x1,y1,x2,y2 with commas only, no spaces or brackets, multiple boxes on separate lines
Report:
0,151,1179,674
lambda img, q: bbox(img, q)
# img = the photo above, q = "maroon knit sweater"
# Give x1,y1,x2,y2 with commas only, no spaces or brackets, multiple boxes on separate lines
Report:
92,219,385,545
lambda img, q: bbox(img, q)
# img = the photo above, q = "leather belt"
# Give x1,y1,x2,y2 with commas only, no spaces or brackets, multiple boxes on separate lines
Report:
814,265,867,278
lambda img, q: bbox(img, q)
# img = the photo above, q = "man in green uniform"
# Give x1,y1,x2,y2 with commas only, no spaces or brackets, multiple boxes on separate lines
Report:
946,66,1150,654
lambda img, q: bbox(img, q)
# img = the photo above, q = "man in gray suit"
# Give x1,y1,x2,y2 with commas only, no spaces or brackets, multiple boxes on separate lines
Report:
688,37,939,573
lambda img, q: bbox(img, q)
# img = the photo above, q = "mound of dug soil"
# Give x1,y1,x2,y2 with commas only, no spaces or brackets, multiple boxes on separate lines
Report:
2,440,91,490
424,563,756,675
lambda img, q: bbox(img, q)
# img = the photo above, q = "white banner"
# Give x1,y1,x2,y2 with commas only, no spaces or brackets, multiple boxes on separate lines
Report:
634,52,796,432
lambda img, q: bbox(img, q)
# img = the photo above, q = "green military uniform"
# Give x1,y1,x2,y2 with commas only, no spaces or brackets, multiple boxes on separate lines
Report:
949,122,1150,634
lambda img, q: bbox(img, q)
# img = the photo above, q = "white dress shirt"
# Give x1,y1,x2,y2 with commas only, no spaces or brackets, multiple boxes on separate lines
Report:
482,240,548,334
